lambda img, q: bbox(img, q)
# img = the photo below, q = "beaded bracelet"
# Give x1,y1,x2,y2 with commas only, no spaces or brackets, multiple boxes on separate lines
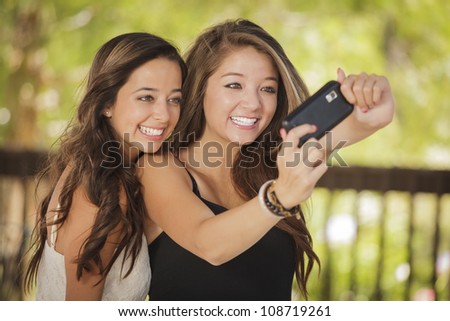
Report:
258,180,301,219
267,182,301,220
258,180,278,218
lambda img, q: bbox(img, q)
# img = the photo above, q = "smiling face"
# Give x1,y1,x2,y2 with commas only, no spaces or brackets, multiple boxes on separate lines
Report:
202,46,279,146
105,57,182,159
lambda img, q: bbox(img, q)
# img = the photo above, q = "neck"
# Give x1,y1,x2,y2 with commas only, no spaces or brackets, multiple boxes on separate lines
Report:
180,138,250,208
187,138,241,170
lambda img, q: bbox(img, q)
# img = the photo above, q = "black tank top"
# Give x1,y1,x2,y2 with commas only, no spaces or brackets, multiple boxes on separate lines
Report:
148,172,295,300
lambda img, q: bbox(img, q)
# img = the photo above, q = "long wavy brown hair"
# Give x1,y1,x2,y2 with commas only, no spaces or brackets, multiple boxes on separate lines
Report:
24,32,187,292
171,19,319,299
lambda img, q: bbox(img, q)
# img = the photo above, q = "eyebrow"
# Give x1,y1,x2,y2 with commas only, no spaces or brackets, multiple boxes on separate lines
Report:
221,72,278,82
132,87,182,94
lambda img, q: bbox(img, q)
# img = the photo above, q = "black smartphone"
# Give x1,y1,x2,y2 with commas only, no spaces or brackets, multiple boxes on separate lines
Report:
282,80,354,146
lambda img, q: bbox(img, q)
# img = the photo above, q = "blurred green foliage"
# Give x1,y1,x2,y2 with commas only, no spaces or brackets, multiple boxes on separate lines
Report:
1,0,449,168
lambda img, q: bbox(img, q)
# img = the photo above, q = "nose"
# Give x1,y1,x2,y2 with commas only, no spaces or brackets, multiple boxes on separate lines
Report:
152,99,170,122
241,88,261,111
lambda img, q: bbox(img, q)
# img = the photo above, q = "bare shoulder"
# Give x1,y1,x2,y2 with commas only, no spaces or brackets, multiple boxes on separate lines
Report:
137,151,183,168
67,186,100,234
64,183,122,246
64,183,120,299
137,152,190,188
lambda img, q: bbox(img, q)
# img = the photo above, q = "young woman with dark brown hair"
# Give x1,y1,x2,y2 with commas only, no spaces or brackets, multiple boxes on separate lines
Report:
24,32,187,300
140,19,394,300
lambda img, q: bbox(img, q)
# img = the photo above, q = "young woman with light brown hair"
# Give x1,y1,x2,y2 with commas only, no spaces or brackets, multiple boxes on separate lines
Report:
140,18,394,300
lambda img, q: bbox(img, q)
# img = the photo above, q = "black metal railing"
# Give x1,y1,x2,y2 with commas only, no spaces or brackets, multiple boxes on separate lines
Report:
1,149,449,300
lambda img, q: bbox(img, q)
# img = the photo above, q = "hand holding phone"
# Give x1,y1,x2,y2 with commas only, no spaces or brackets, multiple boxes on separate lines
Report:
282,80,354,146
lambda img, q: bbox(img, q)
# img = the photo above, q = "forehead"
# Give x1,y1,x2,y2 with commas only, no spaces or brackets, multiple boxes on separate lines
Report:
216,46,277,75
126,58,181,84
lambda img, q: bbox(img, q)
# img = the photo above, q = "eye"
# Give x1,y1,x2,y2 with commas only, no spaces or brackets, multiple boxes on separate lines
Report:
261,86,277,94
138,95,154,102
225,83,242,89
168,96,182,106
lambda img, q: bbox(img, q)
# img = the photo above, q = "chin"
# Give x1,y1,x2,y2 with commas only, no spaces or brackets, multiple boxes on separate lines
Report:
240,140,255,146
135,141,162,154
230,139,255,147
146,144,163,154
228,133,259,146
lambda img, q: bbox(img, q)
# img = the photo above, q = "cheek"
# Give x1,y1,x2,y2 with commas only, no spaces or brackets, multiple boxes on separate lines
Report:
269,106,277,121
264,100,277,122
203,105,215,124
204,89,234,118
205,108,227,128
110,118,125,136
169,109,180,127
117,110,143,134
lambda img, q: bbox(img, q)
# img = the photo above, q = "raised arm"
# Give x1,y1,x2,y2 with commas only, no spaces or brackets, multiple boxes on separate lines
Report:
139,124,327,265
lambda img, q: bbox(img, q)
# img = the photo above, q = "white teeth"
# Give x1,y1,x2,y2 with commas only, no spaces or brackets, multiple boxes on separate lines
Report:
230,116,258,126
139,126,164,136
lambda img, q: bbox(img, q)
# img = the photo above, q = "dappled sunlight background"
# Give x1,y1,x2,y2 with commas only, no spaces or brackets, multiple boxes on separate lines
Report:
1,0,449,300
2,0,449,168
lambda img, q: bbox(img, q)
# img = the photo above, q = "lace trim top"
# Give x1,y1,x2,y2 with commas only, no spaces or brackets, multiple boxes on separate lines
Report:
36,214,151,301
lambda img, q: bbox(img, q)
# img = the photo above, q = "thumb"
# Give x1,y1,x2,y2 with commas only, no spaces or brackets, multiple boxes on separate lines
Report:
336,67,346,83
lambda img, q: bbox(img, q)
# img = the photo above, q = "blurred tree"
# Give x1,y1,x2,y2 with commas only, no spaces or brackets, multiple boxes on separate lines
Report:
0,0,449,301
1,0,45,149
1,0,448,166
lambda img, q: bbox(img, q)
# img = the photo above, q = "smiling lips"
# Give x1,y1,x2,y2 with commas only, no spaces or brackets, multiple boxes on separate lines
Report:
139,117,258,138
230,116,258,128
139,125,165,138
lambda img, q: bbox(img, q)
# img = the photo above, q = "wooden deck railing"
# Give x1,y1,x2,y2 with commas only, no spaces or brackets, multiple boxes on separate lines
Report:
1,149,449,300
313,166,450,300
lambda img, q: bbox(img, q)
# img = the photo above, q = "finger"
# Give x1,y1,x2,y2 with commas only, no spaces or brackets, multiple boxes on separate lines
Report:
280,128,287,141
340,74,357,105
309,160,328,182
363,74,377,108
336,67,346,84
302,143,325,168
281,124,317,152
284,124,317,146
352,73,369,110
373,75,389,104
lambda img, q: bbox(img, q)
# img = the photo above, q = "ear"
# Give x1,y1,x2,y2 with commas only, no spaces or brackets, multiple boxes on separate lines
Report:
103,107,112,118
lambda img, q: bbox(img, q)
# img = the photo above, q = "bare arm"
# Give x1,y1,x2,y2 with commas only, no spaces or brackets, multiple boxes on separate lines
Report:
139,125,327,265
64,186,122,300
139,152,280,266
